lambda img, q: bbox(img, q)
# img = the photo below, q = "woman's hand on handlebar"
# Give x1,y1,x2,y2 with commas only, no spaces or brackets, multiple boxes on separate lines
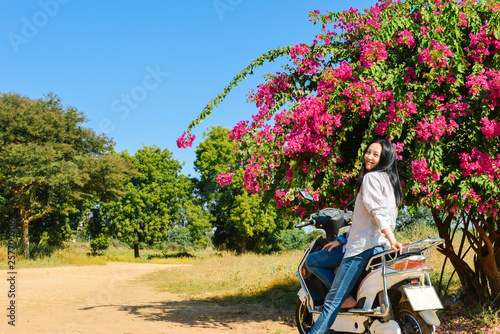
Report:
391,242,403,254
322,240,342,251
382,228,403,254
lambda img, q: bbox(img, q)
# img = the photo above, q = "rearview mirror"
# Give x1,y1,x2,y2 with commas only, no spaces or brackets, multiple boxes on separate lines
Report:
299,190,314,201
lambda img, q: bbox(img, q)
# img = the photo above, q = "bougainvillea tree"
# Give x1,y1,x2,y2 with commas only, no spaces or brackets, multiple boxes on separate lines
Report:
179,0,500,306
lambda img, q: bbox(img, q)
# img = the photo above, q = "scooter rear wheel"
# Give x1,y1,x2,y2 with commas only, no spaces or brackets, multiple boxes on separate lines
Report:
295,299,314,334
394,301,435,334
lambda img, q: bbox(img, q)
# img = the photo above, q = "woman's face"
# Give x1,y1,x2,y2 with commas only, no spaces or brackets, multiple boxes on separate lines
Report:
364,142,382,171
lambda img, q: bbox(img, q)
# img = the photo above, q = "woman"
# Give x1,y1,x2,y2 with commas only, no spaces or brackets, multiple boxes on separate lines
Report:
305,222,355,308
308,138,404,334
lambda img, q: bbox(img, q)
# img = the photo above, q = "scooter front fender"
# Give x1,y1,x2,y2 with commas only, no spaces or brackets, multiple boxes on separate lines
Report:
298,287,307,304
418,310,440,327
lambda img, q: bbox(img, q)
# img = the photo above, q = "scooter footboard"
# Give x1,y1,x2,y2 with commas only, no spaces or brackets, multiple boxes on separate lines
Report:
311,313,368,334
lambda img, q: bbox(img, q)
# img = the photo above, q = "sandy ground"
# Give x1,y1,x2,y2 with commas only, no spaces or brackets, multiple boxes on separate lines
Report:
0,263,296,334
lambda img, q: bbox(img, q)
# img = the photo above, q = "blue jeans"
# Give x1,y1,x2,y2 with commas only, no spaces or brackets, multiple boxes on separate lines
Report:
309,245,385,334
305,246,344,289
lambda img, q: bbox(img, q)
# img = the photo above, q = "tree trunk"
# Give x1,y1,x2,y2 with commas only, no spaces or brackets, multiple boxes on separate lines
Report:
134,243,140,258
433,209,500,307
480,258,500,307
18,203,51,260
469,215,500,308
22,218,30,259
432,210,487,303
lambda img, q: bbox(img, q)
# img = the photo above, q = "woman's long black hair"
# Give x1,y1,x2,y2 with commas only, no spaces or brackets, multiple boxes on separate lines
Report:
356,138,403,207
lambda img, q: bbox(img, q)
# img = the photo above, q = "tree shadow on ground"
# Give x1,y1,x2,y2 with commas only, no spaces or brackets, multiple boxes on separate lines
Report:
79,281,299,329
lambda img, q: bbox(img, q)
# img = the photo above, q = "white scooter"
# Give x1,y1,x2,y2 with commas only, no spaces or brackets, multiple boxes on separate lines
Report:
295,207,444,334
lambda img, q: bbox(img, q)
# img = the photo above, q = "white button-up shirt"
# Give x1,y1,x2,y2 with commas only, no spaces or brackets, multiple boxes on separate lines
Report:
344,171,398,258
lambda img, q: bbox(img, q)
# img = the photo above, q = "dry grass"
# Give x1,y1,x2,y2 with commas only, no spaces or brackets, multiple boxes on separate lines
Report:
141,250,302,309
0,243,107,268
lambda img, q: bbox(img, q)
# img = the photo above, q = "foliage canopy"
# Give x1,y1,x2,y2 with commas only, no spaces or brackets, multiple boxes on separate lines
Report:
0,92,133,258
181,0,500,305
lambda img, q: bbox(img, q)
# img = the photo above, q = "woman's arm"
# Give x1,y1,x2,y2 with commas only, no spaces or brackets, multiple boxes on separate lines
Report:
322,240,342,251
381,227,403,253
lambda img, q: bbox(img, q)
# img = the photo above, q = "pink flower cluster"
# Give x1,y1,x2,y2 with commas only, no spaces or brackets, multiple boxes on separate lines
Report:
415,115,459,142
228,120,250,141
274,96,333,157
403,67,417,83
176,131,195,148
467,23,500,62
458,12,468,27
341,79,392,116
459,147,500,182
317,62,353,98
248,72,290,127
411,159,431,184
480,117,500,139
274,189,292,209
442,100,470,118
418,40,454,68
395,30,416,48
360,40,388,68
465,70,488,94
290,44,324,74
253,124,274,144
290,43,309,58
466,68,500,109
375,93,416,136
216,171,235,186
411,159,441,185
393,142,404,160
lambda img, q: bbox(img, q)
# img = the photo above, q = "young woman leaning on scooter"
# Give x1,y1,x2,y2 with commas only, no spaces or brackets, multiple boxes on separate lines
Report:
307,138,404,334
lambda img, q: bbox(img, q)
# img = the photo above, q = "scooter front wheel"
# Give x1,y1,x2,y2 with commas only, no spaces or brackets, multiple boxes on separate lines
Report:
394,301,435,334
295,299,314,334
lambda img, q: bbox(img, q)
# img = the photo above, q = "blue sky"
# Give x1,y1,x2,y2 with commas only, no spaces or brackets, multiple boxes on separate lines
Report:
1,0,377,176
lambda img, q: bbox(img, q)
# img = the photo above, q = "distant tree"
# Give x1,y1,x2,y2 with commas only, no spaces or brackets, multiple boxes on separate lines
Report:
228,191,279,253
177,199,213,248
275,228,309,251
168,227,193,248
85,206,114,254
194,126,292,253
396,205,434,233
0,92,132,258
90,233,111,255
194,126,239,249
99,146,193,257
29,207,85,246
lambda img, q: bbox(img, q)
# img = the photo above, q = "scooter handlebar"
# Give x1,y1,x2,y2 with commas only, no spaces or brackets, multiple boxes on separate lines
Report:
294,219,316,228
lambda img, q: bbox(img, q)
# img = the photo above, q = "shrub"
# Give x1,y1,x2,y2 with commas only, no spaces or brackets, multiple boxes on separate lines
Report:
90,233,110,255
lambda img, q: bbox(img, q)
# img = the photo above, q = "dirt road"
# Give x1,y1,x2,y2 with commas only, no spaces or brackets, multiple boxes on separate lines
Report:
1,263,296,334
